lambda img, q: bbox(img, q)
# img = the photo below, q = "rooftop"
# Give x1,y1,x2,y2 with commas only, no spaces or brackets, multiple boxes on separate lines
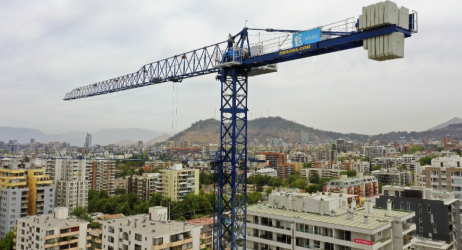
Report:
186,217,214,226
100,214,202,236
248,204,413,231
19,214,88,229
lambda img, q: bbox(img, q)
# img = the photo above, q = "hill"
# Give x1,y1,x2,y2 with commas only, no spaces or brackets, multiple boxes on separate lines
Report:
165,117,368,145
165,117,462,145
428,117,462,131
373,123,462,142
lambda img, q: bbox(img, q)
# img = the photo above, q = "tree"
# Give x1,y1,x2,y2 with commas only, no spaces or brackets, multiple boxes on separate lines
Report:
318,178,332,192
418,156,434,166
90,222,99,229
339,170,356,177
71,206,91,222
437,147,444,152
372,165,383,171
379,183,385,193
303,162,312,168
115,187,126,195
408,146,424,154
309,173,319,184
305,184,319,194
265,187,275,196
0,231,15,250
137,169,145,176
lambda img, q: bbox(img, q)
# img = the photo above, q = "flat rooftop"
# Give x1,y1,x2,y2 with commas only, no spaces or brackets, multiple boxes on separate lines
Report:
19,215,87,229
248,204,413,231
100,214,202,236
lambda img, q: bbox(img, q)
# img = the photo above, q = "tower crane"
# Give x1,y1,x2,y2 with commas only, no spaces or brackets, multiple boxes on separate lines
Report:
64,2,417,249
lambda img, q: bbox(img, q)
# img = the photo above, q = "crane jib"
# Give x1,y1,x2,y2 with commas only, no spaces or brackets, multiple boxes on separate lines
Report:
242,24,411,68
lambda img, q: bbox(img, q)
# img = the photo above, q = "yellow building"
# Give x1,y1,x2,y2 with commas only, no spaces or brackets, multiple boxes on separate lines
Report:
159,164,199,201
0,159,54,238
291,162,303,173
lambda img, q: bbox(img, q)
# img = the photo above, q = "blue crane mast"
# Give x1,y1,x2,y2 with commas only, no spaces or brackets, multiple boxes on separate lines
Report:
64,4,417,249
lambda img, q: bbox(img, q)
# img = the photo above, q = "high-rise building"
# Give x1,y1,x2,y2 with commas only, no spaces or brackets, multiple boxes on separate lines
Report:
0,159,55,238
99,207,202,250
305,132,310,143
86,160,116,195
336,138,346,152
85,132,92,148
247,191,417,250
423,155,462,210
138,141,143,148
127,173,160,202
16,207,90,250
372,168,413,186
260,152,287,168
158,164,199,201
376,185,461,248
30,138,35,143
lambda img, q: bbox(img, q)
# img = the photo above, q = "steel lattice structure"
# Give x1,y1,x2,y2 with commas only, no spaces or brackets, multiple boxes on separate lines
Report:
62,10,417,250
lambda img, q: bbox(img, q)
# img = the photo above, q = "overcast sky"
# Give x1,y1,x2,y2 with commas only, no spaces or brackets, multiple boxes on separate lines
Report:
1,0,461,136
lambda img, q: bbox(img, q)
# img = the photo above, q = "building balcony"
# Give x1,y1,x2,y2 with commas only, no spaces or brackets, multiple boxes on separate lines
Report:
151,237,193,250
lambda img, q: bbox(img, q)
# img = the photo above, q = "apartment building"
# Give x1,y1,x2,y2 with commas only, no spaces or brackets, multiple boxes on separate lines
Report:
260,152,287,168
302,168,343,180
36,158,116,213
158,164,199,201
372,168,413,186
425,144,439,152
315,148,338,163
127,173,159,202
187,217,213,249
362,145,398,159
100,206,202,250
342,160,370,174
15,207,90,250
0,159,54,238
376,186,461,250
256,168,277,178
247,190,416,250
325,175,379,198
86,160,116,196
277,164,293,180
371,157,403,169
423,156,462,210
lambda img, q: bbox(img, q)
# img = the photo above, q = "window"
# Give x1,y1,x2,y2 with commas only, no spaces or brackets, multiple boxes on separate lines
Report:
433,224,437,233
108,226,114,233
108,236,114,243
427,204,431,213
135,233,142,241
313,240,320,248
400,201,404,210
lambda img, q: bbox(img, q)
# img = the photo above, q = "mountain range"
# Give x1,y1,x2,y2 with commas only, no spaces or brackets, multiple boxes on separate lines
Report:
0,127,169,146
1,116,461,146
428,117,462,131
164,116,462,145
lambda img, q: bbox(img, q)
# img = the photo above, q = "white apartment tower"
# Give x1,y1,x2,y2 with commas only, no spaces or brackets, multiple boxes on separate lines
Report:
100,206,202,250
16,207,90,250
247,190,416,250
